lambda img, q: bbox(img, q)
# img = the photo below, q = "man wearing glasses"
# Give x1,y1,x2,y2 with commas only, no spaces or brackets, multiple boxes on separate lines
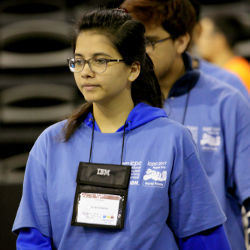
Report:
121,0,250,249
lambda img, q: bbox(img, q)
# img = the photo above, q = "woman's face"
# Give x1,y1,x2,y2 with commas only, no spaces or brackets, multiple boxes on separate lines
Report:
74,30,132,105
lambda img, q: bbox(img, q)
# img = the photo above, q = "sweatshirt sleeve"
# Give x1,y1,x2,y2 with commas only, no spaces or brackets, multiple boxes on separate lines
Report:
222,92,250,204
12,132,52,237
168,127,226,238
17,228,52,250
178,225,231,250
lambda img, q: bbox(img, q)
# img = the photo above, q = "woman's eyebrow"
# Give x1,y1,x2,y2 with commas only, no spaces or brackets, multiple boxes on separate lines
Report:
74,53,83,57
74,52,112,57
93,52,112,57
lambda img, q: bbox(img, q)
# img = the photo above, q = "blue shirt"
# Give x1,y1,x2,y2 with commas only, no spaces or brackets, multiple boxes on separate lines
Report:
199,58,249,99
13,103,226,249
17,225,230,250
165,54,250,250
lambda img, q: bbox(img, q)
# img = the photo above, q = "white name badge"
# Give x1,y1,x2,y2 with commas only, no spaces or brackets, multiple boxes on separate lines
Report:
76,192,122,226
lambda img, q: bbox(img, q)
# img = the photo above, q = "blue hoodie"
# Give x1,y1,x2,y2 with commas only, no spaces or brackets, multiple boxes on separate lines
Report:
13,103,227,250
199,58,249,99
165,53,250,250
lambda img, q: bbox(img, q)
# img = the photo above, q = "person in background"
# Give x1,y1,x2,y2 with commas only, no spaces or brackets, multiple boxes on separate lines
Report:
12,8,229,250
121,0,250,249
189,0,249,98
195,13,250,92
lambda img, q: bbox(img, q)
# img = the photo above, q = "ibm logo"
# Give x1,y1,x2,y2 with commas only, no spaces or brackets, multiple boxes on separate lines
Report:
97,168,110,176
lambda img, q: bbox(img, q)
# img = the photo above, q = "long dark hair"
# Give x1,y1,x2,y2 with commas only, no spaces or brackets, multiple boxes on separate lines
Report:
64,8,163,141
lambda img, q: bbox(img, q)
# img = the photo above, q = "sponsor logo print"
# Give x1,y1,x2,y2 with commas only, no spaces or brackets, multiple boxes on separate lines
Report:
143,169,167,182
97,168,110,176
200,127,221,151
130,180,139,185
143,161,167,188
123,161,142,186
123,161,168,187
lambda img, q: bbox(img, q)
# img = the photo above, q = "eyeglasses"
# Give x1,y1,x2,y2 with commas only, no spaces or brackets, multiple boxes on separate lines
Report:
67,57,124,74
145,36,172,50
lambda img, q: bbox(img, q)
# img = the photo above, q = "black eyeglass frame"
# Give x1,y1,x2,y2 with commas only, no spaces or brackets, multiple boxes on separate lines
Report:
145,36,172,50
67,57,125,74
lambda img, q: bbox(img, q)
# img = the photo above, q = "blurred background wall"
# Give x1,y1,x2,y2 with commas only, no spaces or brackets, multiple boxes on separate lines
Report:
0,0,249,249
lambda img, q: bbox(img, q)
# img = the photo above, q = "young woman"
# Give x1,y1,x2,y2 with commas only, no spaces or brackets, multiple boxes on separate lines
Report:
13,9,230,250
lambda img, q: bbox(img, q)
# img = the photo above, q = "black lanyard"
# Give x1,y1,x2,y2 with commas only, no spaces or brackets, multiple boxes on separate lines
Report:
167,53,200,125
88,117,127,165
181,87,191,125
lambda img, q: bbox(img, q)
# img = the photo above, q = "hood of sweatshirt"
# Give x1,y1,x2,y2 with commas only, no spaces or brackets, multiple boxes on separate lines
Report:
168,52,200,98
84,102,167,132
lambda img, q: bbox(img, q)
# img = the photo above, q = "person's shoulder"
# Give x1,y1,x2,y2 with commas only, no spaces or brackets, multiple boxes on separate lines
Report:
27,120,68,161
199,59,248,97
197,71,244,98
200,59,218,72
33,119,67,146
153,116,192,140
41,119,67,137
200,58,236,78
197,72,249,114
155,118,197,158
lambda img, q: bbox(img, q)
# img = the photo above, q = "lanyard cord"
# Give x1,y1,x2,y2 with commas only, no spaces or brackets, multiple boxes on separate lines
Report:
120,123,126,165
181,89,191,125
88,117,95,163
88,116,127,165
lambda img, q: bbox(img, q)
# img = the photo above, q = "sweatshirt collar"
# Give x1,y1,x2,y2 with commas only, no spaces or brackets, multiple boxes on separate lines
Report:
84,102,167,132
168,52,200,98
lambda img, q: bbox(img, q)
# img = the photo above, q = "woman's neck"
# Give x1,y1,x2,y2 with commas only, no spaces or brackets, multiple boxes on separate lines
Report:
93,94,134,133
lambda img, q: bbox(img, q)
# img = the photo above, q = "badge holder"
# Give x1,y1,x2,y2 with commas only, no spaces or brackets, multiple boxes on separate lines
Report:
72,162,131,229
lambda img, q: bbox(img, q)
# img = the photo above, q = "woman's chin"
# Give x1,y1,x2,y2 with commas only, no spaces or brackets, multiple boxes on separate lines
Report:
83,95,98,104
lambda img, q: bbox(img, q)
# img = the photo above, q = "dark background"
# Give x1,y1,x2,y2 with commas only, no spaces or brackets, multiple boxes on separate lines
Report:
0,0,249,249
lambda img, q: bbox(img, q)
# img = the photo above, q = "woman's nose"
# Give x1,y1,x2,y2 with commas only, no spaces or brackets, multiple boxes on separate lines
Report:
81,62,95,78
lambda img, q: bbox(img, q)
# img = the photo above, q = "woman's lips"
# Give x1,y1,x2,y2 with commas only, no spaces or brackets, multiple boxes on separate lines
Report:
81,84,100,91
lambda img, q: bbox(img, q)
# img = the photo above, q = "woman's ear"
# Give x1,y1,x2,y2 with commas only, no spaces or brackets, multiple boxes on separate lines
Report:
128,62,141,82
174,33,190,54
